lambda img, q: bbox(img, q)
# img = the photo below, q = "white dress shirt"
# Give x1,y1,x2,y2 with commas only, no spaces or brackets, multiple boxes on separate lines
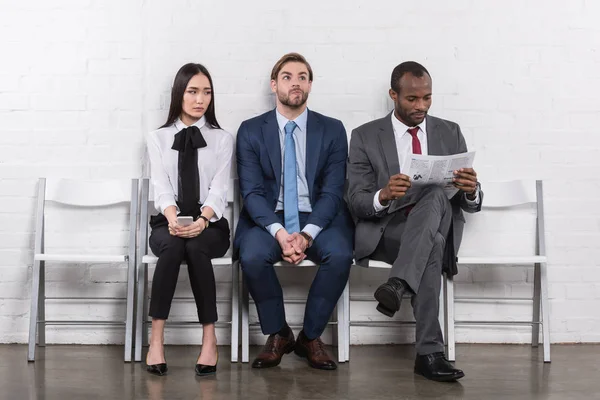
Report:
373,113,479,212
266,108,322,240
147,115,234,221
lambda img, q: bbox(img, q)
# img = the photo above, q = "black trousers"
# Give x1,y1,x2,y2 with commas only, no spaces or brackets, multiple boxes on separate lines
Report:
148,217,230,324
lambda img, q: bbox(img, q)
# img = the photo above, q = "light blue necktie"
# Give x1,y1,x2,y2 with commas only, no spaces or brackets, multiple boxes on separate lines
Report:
283,120,300,233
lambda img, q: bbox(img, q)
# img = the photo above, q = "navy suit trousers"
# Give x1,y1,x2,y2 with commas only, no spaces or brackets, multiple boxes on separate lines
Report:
239,212,353,339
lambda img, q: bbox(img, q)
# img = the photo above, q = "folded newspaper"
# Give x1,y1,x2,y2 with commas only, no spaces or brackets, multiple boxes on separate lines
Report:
403,152,476,199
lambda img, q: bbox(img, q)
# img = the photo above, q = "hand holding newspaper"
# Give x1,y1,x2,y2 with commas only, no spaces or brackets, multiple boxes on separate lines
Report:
403,152,476,199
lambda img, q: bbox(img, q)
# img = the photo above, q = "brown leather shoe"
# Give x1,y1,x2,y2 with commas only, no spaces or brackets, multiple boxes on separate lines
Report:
251,329,296,368
294,330,337,370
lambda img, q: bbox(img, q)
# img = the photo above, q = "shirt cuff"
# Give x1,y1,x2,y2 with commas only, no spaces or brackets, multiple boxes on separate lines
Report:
464,188,481,206
373,190,390,212
267,223,285,238
157,196,179,215
302,224,323,241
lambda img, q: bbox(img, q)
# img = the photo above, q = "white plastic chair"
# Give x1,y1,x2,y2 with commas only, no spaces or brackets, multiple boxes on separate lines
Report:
28,178,139,362
447,179,550,362
346,263,447,362
240,261,349,363
134,178,241,363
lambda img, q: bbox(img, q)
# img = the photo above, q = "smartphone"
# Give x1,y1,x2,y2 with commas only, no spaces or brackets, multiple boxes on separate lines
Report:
177,216,194,226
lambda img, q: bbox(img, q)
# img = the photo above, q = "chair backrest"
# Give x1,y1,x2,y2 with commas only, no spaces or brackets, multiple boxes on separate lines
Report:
45,179,134,206
35,178,139,257
477,179,538,208
459,180,545,257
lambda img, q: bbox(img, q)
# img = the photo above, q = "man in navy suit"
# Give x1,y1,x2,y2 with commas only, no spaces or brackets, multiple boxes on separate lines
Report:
235,53,354,370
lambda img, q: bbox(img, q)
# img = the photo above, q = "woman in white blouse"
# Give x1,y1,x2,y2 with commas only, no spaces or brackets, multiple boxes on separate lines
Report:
145,63,234,376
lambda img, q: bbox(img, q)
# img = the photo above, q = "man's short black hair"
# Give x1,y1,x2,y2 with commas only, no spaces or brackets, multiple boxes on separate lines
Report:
390,61,431,93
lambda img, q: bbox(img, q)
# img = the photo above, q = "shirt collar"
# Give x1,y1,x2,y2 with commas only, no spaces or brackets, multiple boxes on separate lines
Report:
391,112,427,136
174,115,207,131
276,107,308,134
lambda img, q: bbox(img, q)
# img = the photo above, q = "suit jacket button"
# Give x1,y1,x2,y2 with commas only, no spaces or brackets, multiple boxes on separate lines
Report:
380,228,384,232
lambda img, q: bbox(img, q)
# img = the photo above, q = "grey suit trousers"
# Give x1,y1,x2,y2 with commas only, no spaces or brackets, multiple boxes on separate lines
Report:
371,185,452,355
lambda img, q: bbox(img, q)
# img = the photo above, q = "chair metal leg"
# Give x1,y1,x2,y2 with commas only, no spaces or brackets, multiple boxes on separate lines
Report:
38,261,46,347
344,279,350,361
134,262,147,362
439,274,446,344
230,261,239,363
124,257,136,362
336,284,346,363
446,274,456,362
532,263,541,347
143,268,149,348
27,260,42,362
540,262,551,362
241,277,250,363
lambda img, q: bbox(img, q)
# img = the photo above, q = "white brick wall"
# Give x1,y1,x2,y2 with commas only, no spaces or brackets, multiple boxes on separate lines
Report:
1,0,599,345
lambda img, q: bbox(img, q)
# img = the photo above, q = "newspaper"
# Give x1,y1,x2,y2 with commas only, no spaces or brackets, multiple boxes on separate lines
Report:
403,152,476,199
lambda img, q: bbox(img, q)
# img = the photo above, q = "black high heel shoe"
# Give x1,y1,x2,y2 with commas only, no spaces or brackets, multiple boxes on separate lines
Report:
195,351,218,376
147,363,168,376
146,351,168,376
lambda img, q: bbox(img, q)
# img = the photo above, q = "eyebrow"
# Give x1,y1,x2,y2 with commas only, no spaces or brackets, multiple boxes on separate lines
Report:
187,86,212,90
280,71,308,76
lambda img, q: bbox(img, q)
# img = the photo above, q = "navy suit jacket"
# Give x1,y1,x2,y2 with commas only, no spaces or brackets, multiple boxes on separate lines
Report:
234,109,351,252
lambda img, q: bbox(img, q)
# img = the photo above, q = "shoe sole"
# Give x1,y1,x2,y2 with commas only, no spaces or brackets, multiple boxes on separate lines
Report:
294,345,337,370
414,369,465,382
374,287,401,317
196,371,216,377
146,368,168,376
251,341,296,369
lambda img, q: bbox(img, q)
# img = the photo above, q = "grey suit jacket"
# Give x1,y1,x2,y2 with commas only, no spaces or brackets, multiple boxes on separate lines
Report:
346,113,483,274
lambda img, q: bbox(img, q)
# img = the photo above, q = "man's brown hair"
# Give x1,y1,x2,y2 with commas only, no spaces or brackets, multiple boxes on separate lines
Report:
270,52,314,82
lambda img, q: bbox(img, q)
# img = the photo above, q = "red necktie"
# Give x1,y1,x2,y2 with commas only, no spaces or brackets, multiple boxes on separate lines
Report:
408,127,421,154
405,127,421,216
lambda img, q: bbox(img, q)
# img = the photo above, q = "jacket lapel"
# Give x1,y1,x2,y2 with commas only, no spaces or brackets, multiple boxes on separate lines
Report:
306,110,322,198
261,110,282,190
378,112,401,175
426,115,445,155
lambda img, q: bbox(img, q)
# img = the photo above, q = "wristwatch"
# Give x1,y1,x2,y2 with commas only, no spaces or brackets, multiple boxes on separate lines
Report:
198,215,210,228
299,232,313,248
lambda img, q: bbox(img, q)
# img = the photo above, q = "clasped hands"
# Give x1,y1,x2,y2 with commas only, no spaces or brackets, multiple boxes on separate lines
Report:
378,168,479,204
275,229,310,265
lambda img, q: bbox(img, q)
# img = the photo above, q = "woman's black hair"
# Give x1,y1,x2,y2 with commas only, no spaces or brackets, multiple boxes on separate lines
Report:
161,63,221,129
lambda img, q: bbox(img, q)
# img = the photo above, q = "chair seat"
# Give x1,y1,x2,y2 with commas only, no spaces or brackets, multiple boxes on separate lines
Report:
34,254,126,263
363,260,392,269
457,256,547,264
274,260,318,267
361,256,546,269
141,255,233,266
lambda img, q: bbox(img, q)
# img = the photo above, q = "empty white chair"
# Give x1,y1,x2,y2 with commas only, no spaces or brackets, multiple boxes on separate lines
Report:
28,178,139,362
134,178,241,363
240,261,349,363
447,179,550,362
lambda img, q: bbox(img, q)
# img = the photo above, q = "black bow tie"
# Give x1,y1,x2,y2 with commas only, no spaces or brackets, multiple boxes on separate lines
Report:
171,125,207,151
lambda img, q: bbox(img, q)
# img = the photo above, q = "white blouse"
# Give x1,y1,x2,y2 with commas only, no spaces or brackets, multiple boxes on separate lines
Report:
146,116,234,221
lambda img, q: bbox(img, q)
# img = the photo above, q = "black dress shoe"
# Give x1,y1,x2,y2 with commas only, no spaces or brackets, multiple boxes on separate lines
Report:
146,363,168,376
414,352,465,382
374,278,409,317
195,353,218,376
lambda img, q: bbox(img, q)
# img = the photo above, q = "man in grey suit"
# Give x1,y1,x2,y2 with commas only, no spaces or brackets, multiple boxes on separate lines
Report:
347,61,482,382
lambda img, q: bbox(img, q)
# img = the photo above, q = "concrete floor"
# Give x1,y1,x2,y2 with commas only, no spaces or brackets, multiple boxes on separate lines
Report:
2,344,598,400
